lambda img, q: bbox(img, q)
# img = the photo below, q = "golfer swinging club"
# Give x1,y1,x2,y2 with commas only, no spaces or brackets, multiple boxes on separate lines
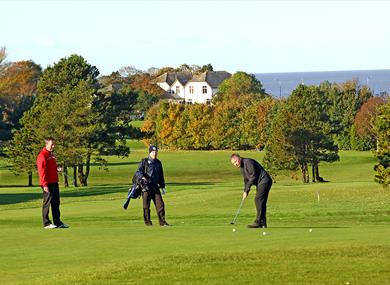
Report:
230,153,272,228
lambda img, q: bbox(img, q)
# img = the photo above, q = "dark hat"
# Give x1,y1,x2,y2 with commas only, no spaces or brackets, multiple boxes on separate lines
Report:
149,145,158,153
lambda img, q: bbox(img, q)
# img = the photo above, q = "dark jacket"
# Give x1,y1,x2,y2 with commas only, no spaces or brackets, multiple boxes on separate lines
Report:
135,157,165,189
240,158,271,193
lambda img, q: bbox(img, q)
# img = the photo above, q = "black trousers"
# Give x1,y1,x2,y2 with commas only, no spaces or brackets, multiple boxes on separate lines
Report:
142,186,166,225
254,179,272,224
42,183,63,227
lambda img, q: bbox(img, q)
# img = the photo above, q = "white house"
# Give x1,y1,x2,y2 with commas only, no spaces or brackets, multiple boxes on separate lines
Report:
154,71,231,104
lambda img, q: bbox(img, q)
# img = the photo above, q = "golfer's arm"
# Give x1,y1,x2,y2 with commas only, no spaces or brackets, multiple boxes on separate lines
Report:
135,160,145,180
159,163,165,188
244,164,257,192
37,155,48,187
243,179,251,193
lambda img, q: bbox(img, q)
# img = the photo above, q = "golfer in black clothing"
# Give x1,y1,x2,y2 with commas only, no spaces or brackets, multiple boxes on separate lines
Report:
230,153,272,228
135,145,169,226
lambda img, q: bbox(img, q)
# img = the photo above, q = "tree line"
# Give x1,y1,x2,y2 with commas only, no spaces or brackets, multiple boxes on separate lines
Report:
141,72,389,185
0,47,388,187
0,51,163,186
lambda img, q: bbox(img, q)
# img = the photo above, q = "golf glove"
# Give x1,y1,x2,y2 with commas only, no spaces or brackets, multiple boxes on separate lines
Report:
162,188,167,195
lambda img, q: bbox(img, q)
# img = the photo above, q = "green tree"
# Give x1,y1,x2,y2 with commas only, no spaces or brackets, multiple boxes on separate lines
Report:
91,85,138,157
36,54,100,186
263,100,298,178
213,71,267,103
200,64,214,72
265,85,338,183
373,101,390,187
321,80,373,150
133,90,159,115
6,55,140,186
5,121,41,186
7,74,97,187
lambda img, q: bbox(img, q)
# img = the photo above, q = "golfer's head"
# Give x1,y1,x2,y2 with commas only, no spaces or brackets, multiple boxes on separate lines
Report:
230,153,241,167
149,145,158,159
44,137,55,152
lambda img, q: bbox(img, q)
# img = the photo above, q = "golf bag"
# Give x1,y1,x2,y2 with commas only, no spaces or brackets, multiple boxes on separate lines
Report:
123,160,149,210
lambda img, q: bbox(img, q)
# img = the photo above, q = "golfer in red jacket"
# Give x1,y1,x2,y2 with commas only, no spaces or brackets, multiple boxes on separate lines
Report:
36,137,69,229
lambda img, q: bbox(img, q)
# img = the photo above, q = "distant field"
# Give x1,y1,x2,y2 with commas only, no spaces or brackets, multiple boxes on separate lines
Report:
130,120,144,128
0,145,389,285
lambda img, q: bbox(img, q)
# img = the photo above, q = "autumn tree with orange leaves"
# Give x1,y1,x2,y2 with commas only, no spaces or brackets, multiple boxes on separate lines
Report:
0,60,42,152
352,96,387,150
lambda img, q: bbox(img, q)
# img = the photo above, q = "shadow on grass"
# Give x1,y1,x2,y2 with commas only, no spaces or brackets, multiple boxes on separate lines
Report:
0,192,42,205
61,185,127,198
0,182,215,205
0,184,33,188
91,161,139,167
167,182,215,186
0,185,127,205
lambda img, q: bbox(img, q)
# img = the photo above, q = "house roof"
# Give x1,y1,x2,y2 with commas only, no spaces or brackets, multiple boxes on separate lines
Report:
160,91,184,101
154,71,193,86
189,71,231,88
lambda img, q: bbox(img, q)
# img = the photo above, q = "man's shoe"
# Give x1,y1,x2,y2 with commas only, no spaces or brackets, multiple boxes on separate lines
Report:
259,220,267,228
247,223,261,228
145,221,153,226
160,221,170,226
57,224,70,228
44,224,57,229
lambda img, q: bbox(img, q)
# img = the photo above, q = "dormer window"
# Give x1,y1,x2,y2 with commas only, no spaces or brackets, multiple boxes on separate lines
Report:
189,86,194,94
202,86,207,94
176,86,180,94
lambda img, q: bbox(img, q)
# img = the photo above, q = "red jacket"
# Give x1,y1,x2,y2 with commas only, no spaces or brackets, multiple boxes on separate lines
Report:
36,148,59,187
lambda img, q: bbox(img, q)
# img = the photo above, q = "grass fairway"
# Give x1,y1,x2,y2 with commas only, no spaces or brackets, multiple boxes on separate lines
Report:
0,146,389,285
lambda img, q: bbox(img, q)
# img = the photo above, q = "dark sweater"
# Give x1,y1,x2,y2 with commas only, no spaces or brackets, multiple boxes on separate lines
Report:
240,158,271,193
135,157,165,189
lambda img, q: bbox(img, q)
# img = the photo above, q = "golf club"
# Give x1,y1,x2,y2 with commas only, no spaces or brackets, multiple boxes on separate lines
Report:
230,197,245,225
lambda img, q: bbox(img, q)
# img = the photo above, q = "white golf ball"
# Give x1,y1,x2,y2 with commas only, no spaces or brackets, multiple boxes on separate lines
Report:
232,228,236,232
262,232,266,236
309,229,313,232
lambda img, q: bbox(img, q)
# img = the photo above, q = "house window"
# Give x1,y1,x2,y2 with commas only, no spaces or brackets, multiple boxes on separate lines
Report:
189,86,194,94
206,99,211,105
202,86,207,94
186,99,193,105
176,86,180,94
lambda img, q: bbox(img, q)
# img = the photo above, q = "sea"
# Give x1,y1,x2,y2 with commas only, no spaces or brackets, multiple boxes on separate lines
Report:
255,69,390,98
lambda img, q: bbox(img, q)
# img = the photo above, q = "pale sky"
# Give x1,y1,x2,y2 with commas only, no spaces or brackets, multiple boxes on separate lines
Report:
1,0,390,75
